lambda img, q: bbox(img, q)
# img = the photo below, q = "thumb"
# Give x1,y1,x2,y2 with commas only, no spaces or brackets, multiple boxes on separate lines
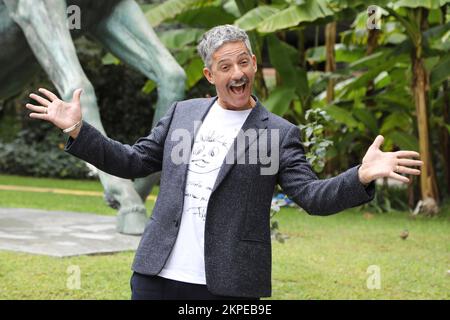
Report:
72,88,83,104
371,135,384,149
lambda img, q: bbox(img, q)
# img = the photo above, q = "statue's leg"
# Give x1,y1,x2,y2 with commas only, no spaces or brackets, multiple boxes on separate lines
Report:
3,0,147,234
91,0,186,201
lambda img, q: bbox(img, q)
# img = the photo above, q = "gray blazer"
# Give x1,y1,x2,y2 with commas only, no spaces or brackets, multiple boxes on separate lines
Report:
65,96,375,298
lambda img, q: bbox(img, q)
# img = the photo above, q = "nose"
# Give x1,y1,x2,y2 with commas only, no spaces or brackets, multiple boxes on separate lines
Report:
231,64,244,80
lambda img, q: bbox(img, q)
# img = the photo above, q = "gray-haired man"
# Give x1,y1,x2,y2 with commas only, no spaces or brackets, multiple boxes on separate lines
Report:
26,25,422,299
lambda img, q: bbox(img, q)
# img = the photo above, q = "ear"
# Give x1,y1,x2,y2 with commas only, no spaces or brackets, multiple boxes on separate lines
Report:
251,54,257,73
203,67,214,84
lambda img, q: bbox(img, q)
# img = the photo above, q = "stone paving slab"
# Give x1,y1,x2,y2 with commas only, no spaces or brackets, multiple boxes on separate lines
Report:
0,208,141,257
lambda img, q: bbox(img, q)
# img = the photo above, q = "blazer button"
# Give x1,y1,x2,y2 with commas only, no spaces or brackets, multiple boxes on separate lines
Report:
174,219,179,228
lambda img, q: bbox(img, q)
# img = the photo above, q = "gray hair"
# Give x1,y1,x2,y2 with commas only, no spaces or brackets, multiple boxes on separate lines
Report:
197,24,253,69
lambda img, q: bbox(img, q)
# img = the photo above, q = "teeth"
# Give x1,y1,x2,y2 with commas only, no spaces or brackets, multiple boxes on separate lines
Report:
231,84,244,94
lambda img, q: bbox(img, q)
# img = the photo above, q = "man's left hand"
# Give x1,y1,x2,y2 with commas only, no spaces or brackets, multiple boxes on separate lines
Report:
358,135,423,185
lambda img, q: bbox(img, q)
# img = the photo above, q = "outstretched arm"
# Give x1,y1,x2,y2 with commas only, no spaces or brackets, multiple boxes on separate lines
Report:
26,88,176,179
278,126,422,215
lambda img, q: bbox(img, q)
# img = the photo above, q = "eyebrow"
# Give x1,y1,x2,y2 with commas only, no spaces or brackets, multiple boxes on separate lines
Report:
217,52,250,65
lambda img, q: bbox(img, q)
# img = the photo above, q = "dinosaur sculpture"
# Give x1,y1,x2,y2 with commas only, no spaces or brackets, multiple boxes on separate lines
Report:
0,0,186,234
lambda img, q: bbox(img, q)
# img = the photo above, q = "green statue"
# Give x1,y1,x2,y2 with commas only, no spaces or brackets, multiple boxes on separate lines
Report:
0,0,186,234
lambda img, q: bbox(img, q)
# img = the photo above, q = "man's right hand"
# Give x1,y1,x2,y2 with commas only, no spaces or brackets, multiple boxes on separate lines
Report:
26,88,83,139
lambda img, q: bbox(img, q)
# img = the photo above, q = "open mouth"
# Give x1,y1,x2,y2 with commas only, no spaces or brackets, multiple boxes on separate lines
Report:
229,83,246,95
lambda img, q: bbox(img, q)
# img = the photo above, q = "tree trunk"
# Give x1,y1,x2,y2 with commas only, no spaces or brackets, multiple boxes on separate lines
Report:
366,29,380,56
366,28,380,97
324,21,337,176
325,21,336,102
298,27,306,69
411,8,439,212
440,79,450,195
440,5,450,195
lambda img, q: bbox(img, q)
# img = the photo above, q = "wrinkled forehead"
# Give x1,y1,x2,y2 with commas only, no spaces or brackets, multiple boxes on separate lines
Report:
211,41,252,63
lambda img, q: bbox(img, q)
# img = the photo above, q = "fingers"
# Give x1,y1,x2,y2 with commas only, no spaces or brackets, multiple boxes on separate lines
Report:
38,88,59,102
29,112,49,121
72,88,83,103
396,165,421,176
29,93,50,107
395,150,420,158
25,103,47,114
397,159,423,167
389,171,410,183
371,135,384,149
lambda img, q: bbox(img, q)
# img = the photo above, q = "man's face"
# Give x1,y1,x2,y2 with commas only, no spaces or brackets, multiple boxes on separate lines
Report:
203,41,257,110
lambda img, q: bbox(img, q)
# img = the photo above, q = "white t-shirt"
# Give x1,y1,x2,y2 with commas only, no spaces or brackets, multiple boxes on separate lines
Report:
158,101,253,284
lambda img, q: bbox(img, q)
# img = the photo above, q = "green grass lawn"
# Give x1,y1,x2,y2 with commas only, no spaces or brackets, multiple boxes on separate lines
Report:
0,174,158,214
0,174,105,191
0,174,449,299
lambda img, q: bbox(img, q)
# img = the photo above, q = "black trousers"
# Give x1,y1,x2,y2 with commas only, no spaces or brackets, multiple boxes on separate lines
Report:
130,272,259,300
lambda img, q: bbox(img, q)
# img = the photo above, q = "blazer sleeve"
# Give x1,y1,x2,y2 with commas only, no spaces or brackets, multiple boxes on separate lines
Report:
277,125,375,216
64,101,178,179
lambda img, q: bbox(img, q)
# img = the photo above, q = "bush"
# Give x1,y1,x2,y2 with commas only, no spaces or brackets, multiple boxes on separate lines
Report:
0,124,92,179
0,140,92,179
